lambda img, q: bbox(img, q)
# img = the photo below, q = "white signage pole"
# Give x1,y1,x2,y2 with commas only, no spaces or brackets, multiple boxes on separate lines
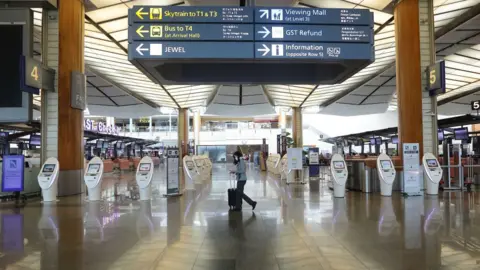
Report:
402,143,422,196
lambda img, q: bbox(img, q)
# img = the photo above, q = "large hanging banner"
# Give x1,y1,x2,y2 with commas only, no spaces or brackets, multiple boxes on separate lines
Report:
402,143,422,196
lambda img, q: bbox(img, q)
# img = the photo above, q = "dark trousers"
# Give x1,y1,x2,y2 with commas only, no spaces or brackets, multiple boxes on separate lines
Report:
236,181,254,209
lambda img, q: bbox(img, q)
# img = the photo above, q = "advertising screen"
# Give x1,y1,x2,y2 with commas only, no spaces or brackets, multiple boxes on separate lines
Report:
426,159,438,168
454,128,468,140
380,160,391,170
369,138,375,145
0,132,8,145
391,136,398,144
29,135,41,146
103,141,109,149
96,140,103,148
139,163,151,172
375,137,382,145
42,164,55,173
438,129,444,141
87,164,100,174
333,161,345,169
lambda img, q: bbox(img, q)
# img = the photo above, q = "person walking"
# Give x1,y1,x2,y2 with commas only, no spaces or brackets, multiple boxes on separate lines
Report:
231,151,257,211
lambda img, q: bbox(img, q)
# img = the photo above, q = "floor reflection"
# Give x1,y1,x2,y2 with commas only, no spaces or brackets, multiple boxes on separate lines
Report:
2,164,480,269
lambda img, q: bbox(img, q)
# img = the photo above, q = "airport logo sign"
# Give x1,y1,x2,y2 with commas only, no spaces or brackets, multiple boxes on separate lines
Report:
84,119,120,135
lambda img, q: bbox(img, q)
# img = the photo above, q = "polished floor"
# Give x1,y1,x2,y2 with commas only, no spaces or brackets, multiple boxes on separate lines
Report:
0,163,479,269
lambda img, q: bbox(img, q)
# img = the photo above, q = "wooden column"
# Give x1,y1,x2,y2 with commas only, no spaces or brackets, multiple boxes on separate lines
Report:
292,107,303,148
395,0,423,159
58,0,84,196
178,108,188,190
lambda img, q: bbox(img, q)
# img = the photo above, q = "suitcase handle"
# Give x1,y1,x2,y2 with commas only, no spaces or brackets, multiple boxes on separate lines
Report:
229,171,236,188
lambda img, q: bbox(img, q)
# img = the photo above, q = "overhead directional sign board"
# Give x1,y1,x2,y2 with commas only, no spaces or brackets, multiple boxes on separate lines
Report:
255,42,373,60
129,42,254,59
129,23,254,41
254,25,372,42
130,6,253,23
127,6,375,84
255,8,373,25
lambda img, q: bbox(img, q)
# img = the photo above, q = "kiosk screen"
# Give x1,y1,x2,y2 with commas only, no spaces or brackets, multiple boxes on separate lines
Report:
195,159,204,166
87,164,100,174
139,163,151,172
186,161,194,168
380,160,391,170
426,159,438,168
333,161,345,169
42,164,55,173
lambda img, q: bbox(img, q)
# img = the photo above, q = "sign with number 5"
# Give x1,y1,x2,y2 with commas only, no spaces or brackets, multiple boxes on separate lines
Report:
471,100,480,111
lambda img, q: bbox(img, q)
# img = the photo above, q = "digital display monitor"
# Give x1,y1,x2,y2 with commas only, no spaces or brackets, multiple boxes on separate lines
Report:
380,160,391,170
454,128,468,140
102,141,109,149
391,136,398,144
186,161,194,168
370,138,375,145
29,135,41,146
426,159,438,168
87,164,100,174
0,132,8,145
116,141,124,149
96,140,103,148
139,163,151,172
375,137,382,145
42,164,55,173
438,129,444,141
333,161,345,169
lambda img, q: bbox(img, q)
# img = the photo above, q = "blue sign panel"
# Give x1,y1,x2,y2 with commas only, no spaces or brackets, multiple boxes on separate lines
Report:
130,6,253,23
1,155,24,192
426,60,446,96
254,42,374,60
255,8,373,26
255,25,372,42
129,42,254,59
129,23,254,41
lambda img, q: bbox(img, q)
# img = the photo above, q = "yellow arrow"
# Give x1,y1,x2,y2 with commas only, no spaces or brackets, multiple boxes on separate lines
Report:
136,25,148,38
136,7,148,20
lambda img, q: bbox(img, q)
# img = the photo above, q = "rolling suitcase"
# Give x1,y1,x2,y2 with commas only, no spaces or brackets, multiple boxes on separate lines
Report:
228,172,236,209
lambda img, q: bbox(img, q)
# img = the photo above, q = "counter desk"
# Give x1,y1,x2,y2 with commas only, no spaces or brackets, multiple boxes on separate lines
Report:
344,157,403,193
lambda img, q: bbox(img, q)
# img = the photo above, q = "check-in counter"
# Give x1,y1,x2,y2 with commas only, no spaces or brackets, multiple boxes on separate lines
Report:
151,156,160,167
103,160,114,173
345,157,403,193
118,159,130,171
132,157,141,169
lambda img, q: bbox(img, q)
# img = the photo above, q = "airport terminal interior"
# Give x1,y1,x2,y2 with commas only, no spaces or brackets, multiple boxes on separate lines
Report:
1,0,480,269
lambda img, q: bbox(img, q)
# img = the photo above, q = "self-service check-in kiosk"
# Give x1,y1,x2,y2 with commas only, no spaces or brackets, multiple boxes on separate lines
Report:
136,156,154,201
184,156,201,188
84,157,104,201
280,154,288,180
38,157,59,202
330,154,348,198
193,156,208,182
423,153,442,195
377,153,396,196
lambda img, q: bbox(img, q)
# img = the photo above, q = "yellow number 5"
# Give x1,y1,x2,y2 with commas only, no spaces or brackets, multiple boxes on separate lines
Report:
429,69,436,85
31,66,39,81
